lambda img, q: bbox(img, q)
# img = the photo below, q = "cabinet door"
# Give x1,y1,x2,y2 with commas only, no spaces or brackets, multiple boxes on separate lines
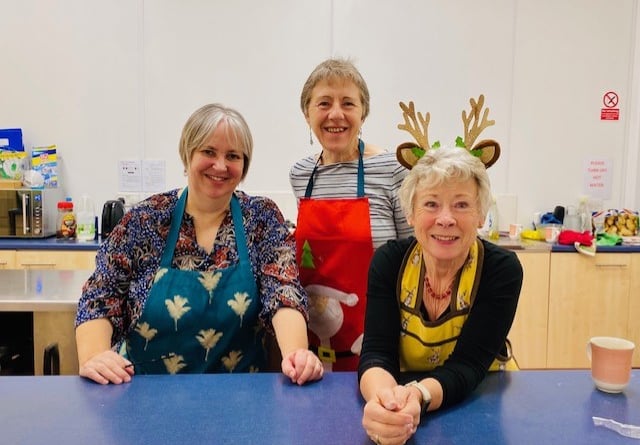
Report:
0,250,16,269
16,250,96,270
628,255,640,367
33,311,79,376
508,252,550,369
547,253,631,368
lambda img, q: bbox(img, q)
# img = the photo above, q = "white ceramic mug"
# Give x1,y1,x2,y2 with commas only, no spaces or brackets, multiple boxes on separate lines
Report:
586,336,635,393
509,223,523,240
544,225,561,243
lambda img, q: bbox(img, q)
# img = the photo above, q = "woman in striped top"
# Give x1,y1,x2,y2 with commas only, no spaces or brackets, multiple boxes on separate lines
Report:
289,58,411,371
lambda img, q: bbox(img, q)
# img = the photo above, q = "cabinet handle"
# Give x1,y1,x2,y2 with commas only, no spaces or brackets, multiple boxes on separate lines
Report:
20,263,56,268
595,263,628,268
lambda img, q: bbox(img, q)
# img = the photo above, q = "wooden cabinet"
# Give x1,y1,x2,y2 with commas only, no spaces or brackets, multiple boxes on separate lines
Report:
628,255,640,367
15,250,96,270
0,247,96,375
0,249,16,269
33,312,79,376
508,252,550,369
547,253,632,368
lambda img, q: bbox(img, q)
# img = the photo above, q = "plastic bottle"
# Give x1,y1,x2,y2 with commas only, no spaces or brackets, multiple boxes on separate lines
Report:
564,205,581,231
577,196,591,233
56,197,77,240
76,194,96,242
486,197,500,240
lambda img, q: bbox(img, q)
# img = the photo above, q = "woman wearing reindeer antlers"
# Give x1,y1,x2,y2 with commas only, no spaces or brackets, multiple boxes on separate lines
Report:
358,96,522,445
289,58,412,372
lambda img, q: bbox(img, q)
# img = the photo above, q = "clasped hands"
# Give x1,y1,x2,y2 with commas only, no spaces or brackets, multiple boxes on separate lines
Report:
362,385,421,445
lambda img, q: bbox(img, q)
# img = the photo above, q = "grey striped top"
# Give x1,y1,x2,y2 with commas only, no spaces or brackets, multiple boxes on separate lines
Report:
289,151,412,248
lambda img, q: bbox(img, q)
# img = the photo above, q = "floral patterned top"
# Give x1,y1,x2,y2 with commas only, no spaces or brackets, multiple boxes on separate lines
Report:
75,189,308,348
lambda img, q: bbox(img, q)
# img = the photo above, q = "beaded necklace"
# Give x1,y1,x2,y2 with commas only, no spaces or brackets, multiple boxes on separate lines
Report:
424,276,452,300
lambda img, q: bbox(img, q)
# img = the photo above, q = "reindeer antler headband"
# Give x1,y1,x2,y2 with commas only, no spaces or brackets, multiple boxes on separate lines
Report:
396,94,501,169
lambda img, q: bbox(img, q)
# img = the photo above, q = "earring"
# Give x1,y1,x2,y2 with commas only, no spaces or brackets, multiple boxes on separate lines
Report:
309,128,314,146
358,127,363,138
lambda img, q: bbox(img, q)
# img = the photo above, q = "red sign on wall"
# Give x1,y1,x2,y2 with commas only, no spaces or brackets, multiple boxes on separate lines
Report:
601,91,620,120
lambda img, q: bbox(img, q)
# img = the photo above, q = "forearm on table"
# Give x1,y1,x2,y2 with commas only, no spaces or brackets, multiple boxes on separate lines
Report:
271,307,308,356
359,367,399,401
75,318,114,365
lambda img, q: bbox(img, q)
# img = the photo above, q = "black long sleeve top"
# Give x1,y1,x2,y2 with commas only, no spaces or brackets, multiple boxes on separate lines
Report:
358,237,523,409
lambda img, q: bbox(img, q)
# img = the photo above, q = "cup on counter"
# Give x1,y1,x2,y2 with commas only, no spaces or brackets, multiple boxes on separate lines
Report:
586,336,635,393
543,224,561,243
509,223,523,240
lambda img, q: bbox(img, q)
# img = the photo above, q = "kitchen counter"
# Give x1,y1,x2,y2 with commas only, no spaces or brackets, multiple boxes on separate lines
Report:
552,243,640,253
2,235,639,253
487,236,640,253
0,269,90,312
0,237,102,251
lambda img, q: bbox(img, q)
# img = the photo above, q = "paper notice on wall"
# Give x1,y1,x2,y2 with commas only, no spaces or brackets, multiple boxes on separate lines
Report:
118,159,165,192
118,159,142,192
583,157,612,200
142,159,166,192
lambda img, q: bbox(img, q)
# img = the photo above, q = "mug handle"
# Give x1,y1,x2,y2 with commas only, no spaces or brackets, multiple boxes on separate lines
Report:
586,341,592,362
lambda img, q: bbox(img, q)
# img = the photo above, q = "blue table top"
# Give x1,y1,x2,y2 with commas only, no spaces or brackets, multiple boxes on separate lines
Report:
2,370,639,444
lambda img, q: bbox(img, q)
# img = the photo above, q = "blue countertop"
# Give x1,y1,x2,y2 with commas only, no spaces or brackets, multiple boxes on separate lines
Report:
1,236,639,252
0,237,101,251
552,244,640,253
487,236,640,253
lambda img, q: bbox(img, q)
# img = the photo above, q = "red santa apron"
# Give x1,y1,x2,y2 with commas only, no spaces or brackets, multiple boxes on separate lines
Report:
295,139,374,371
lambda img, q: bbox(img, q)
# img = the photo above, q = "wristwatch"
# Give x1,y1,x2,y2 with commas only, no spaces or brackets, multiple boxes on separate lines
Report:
405,380,431,415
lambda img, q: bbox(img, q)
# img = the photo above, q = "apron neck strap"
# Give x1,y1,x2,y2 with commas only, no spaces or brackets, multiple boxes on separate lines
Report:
160,189,249,268
160,188,187,267
304,139,365,198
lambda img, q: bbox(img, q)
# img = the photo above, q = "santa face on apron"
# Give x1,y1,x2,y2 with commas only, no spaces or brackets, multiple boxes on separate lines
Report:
295,140,374,371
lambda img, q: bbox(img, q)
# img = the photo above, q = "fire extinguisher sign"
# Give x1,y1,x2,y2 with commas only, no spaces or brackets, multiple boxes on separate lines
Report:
600,91,620,120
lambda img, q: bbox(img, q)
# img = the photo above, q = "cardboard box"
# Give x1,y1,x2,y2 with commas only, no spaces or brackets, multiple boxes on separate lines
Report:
31,145,58,187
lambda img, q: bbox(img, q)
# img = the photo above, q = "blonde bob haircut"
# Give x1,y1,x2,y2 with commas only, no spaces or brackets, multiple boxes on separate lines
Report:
300,58,370,121
179,103,253,179
398,146,492,222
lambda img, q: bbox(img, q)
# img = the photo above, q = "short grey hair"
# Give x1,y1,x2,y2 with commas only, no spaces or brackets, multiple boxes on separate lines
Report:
179,103,253,179
300,58,370,120
398,147,492,221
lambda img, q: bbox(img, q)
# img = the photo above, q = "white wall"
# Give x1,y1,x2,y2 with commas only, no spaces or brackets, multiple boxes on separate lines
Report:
1,0,638,225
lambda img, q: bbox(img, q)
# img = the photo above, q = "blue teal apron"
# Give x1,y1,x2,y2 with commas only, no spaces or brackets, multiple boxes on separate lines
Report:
125,189,264,374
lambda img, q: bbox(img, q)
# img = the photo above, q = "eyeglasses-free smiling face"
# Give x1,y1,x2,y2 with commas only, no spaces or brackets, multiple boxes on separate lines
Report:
305,78,364,160
408,178,484,266
187,120,244,202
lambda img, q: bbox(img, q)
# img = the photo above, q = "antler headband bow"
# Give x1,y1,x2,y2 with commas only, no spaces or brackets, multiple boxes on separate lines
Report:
396,94,501,169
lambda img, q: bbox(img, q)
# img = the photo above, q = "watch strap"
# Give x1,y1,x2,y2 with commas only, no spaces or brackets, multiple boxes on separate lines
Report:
405,380,431,415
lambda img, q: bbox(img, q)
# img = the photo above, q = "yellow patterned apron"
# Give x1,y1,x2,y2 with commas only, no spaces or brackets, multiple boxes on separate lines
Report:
398,239,517,371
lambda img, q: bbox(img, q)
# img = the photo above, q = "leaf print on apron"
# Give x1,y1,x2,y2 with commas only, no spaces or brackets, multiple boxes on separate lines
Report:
125,189,264,374
295,139,374,371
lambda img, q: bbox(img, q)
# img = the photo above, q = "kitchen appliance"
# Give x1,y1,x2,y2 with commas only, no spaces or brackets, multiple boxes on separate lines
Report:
0,187,65,238
101,198,125,238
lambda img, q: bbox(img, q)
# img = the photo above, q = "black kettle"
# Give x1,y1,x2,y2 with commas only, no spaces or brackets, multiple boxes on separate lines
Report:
101,198,126,238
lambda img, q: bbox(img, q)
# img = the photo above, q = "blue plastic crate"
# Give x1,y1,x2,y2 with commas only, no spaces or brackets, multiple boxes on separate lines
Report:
0,128,24,151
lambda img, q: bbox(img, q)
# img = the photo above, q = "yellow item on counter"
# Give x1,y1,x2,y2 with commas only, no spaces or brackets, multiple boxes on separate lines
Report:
521,228,545,241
